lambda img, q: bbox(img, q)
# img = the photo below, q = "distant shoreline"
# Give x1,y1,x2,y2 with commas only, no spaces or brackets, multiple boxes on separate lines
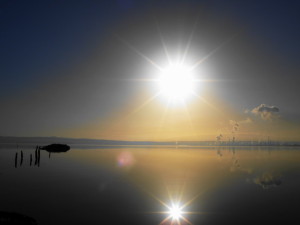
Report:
1,136,300,148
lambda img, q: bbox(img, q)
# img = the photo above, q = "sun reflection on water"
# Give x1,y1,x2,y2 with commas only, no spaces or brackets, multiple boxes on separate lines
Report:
149,188,199,225
159,200,197,225
159,202,190,225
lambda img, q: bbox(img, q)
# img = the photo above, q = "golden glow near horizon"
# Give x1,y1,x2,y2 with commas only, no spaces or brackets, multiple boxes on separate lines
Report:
55,27,300,142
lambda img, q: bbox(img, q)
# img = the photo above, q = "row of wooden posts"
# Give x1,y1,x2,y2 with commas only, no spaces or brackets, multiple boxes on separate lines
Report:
14,146,45,168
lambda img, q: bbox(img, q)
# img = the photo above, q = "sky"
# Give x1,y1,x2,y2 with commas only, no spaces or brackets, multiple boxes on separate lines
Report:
1,0,300,141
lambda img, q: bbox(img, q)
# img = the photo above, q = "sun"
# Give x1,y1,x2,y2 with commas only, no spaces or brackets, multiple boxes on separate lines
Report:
158,63,195,103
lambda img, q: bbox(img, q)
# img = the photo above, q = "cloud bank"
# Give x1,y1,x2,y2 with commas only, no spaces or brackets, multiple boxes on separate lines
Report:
250,104,279,120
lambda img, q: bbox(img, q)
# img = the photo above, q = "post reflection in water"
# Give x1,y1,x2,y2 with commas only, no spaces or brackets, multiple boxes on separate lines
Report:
20,150,23,166
14,152,18,168
12,145,61,168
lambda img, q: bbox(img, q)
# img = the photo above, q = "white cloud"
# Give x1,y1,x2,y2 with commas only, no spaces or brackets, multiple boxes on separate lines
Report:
250,104,279,120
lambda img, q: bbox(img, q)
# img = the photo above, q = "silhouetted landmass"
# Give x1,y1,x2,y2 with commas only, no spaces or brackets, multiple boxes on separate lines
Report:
40,144,70,152
0,211,37,225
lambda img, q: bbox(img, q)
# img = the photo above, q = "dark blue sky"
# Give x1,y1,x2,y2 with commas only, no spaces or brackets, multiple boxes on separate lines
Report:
1,0,299,96
1,0,123,94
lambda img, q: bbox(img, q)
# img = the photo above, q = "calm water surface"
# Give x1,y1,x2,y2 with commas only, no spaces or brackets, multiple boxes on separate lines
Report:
1,144,300,224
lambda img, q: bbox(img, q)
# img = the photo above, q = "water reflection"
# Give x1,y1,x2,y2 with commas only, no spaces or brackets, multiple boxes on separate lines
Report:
20,150,23,166
14,152,18,168
253,172,282,189
155,196,204,225
0,211,37,225
117,151,135,168
14,150,26,168
160,202,190,225
2,146,300,224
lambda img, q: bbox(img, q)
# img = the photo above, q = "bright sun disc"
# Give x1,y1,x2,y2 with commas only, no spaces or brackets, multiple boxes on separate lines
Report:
158,64,195,102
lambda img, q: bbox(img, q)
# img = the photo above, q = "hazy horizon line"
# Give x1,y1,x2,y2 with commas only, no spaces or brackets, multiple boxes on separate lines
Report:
1,136,300,146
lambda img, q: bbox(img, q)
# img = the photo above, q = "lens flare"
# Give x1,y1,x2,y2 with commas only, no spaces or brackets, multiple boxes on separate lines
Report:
117,151,135,168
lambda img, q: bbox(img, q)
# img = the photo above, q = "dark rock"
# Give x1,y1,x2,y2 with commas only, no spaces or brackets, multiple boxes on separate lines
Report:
40,144,70,152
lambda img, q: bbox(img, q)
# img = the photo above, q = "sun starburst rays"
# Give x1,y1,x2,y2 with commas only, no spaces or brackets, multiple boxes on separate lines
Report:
116,35,163,71
180,16,199,66
152,191,200,225
155,18,172,65
117,26,227,108
115,17,231,141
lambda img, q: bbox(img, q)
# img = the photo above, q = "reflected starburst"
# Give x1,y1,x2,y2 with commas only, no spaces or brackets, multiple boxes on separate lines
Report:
159,201,192,225
154,192,213,225
144,185,200,225
135,173,215,225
